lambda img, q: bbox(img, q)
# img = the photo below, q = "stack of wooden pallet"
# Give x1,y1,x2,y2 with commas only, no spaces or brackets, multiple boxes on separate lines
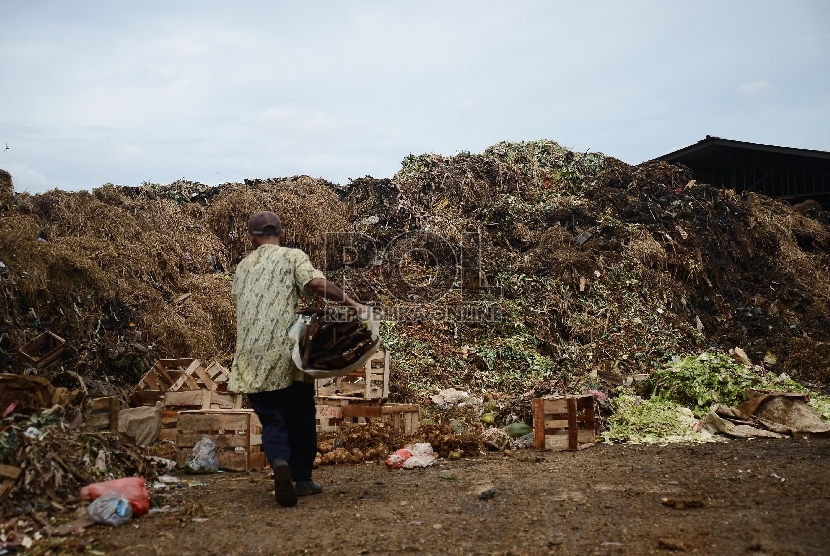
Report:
130,358,241,440
314,350,419,433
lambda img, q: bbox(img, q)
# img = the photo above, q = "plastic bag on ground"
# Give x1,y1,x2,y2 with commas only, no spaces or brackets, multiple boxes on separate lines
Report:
87,491,133,526
185,437,219,474
384,448,412,469
79,476,149,516
402,443,437,468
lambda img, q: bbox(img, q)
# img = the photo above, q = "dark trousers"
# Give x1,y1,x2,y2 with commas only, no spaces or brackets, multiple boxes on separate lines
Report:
247,382,317,483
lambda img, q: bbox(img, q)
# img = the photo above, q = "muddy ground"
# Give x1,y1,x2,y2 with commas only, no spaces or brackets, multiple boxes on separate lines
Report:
83,439,829,556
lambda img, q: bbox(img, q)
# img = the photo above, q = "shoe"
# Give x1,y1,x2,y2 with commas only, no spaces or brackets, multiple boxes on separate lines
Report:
272,460,298,507
295,480,323,496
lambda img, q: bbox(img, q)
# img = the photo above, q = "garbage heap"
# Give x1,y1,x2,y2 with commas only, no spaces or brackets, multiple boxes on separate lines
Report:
1,141,829,411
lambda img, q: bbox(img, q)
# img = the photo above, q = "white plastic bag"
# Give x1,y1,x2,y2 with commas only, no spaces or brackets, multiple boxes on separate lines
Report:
87,491,133,526
185,437,219,474
401,443,437,468
289,309,380,379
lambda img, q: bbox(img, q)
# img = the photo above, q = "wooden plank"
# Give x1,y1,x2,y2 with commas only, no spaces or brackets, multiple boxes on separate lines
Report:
164,390,207,408
544,418,569,429
132,390,163,405
90,397,115,411
533,398,546,450
143,371,161,391
177,433,250,449
170,359,202,392
158,428,177,441
544,433,570,451
177,412,251,431
342,405,382,419
248,451,268,470
209,391,239,409
543,399,569,414
193,365,218,391
161,411,180,425
0,464,21,480
86,414,111,429
567,397,578,451
109,397,119,431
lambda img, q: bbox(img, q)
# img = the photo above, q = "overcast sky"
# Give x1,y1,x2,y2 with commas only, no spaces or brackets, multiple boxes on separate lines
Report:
1,1,828,193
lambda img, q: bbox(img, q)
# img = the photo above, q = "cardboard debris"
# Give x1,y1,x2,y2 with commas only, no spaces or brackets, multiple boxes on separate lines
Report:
704,391,830,438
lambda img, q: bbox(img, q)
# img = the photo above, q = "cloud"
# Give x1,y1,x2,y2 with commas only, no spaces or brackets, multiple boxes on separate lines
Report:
458,100,475,111
736,80,778,101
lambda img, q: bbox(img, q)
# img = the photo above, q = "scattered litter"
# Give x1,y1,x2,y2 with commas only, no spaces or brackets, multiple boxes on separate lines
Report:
184,437,219,474
79,476,150,516
87,492,133,526
148,507,180,514
431,388,469,408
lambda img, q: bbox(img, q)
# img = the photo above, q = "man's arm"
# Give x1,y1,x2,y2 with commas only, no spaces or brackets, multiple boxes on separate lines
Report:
305,278,367,314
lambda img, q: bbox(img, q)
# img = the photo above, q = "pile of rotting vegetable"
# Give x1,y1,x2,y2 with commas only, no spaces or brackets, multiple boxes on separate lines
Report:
1,139,830,416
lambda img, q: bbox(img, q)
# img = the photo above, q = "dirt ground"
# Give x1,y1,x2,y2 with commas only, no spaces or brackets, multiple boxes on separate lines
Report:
83,438,829,556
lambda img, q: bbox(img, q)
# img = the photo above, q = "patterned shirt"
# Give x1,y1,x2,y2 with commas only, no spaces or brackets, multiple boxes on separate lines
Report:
229,245,324,393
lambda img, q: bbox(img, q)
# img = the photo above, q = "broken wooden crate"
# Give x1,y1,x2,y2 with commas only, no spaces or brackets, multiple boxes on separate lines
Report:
0,464,21,500
160,389,242,441
533,395,595,451
86,396,120,431
130,358,230,406
314,396,379,432
315,350,390,399
341,403,419,433
176,410,266,472
18,331,66,368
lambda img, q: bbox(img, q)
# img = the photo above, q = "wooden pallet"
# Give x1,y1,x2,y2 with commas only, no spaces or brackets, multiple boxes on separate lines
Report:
341,403,419,433
86,396,119,431
176,410,266,472
315,350,390,399
315,396,382,432
533,395,595,451
0,464,21,500
18,331,66,368
159,389,242,441
130,359,230,406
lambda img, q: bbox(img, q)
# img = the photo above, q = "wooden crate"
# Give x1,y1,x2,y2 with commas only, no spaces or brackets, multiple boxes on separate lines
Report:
160,389,242,441
176,410,266,472
341,403,419,433
18,331,65,368
316,350,390,399
0,464,21,500
86,396,119,431
314,396,378,432
533,395,595,451
130,359,230,406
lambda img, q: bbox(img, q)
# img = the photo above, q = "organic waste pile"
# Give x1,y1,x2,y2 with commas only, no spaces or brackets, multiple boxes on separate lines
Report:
2,140,830,425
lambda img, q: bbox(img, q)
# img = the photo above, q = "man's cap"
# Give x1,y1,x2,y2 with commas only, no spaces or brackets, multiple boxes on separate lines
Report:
247,211,282,236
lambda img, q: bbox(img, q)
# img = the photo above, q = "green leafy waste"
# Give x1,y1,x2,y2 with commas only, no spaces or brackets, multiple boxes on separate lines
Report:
603,392,705,443
604,352,830,443
647,353,763,417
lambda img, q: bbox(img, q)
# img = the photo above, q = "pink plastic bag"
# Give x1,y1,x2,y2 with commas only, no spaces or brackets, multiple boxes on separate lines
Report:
79,477,149,516
384,449,412,469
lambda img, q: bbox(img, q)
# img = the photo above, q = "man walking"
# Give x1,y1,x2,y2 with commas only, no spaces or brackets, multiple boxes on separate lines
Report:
229,211,367,507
